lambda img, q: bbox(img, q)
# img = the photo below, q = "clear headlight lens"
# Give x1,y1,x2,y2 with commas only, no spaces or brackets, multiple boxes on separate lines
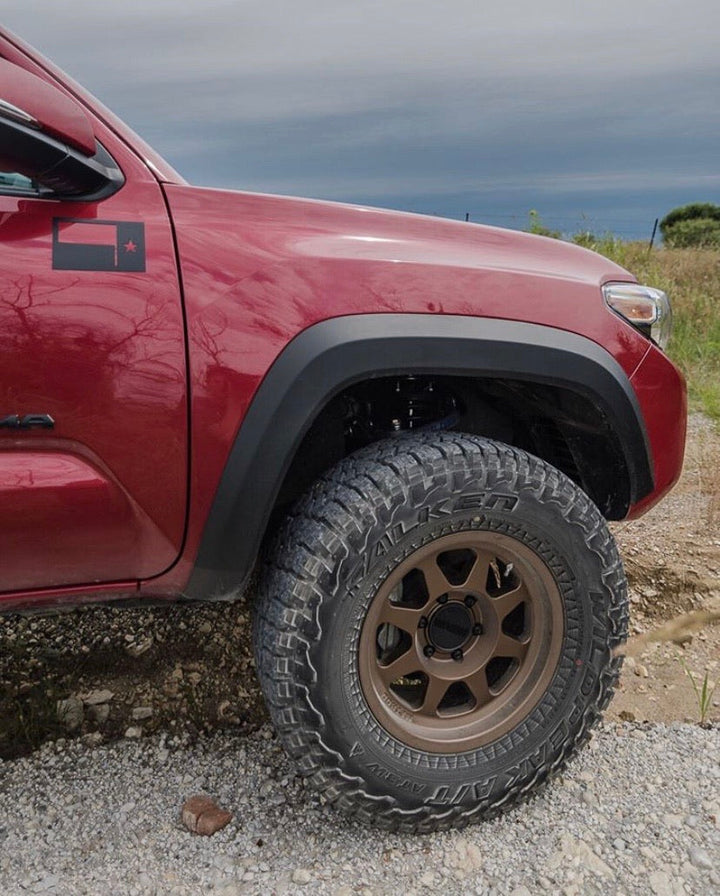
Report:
602,283,673,351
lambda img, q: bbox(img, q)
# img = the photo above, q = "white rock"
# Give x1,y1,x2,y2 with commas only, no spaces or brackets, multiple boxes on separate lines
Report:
126,637,154,657
451,837,484,872
81,689,114,705
688,847,713,870
649,871,673,896
559,837,614,879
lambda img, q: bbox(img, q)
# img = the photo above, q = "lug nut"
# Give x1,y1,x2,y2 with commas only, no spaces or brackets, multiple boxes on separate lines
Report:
451,649,464,662
423,645,435,658
418,616,428,629
464,595,476,608
437,594,449,604
472,623,483,636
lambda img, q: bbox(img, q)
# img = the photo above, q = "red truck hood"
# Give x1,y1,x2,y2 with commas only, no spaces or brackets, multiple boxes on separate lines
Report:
167,185,634,288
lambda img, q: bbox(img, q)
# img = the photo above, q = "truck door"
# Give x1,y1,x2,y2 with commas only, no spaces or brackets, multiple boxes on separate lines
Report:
0,58,188,596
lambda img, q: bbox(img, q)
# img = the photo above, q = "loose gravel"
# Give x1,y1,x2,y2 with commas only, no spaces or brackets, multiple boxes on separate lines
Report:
0,721,717,896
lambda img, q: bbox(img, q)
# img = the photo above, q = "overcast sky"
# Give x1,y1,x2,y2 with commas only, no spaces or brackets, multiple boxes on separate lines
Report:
3,1,719,237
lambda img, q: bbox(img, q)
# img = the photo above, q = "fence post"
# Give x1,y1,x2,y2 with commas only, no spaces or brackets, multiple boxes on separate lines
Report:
648,218,659,250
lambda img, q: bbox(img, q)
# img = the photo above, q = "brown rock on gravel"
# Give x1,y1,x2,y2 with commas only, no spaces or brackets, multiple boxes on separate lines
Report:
181,795,233,836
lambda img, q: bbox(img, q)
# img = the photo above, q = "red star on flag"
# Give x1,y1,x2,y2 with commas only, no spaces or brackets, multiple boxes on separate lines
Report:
123,239,137,253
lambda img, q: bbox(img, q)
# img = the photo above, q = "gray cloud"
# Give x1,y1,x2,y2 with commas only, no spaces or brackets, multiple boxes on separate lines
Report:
3,1,719,235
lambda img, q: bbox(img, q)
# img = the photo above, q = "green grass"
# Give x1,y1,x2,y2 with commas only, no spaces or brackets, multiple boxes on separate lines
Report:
572,236,720,421
680,659,718,726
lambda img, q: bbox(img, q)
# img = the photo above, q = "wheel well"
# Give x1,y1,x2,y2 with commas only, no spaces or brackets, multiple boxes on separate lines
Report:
187,315,651,600
272,374,631,526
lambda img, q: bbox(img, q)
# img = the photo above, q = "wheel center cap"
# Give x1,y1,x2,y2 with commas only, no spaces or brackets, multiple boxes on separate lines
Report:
427,602,473,652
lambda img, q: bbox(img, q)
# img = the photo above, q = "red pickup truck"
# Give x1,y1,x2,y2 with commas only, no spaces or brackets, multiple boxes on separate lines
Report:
0,27,686,831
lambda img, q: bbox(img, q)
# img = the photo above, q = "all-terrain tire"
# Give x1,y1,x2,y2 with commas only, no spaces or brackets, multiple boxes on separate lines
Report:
253,433,628,832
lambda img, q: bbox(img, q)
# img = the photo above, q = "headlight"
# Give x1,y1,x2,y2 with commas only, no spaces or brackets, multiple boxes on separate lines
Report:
602,283,673,351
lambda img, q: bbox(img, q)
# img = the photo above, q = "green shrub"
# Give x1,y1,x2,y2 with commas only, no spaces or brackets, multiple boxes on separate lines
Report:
662,218,720,249
660,203,720,248
661,202,720,230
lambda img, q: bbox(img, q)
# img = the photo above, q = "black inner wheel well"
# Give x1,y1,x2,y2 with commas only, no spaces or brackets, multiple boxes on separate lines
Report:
272,374,631,523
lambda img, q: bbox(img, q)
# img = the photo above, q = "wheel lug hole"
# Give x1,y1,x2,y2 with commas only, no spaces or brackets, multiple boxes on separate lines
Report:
423,645,435,658
418,616,428,630
451,649,463,662
437,594,449,605
472,623,483,636
464,595,476,608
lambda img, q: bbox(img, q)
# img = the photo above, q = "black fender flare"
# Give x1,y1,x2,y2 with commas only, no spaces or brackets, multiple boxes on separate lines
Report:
186,314,652,598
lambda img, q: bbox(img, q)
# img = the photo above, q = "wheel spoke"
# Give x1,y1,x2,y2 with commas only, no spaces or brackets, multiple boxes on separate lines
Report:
377,602,427,633
463,666,493,708
493,633,530,663
489,582,529,621
463,550,494,594
420,675,449,715
377,649,420,686
416,555,451,599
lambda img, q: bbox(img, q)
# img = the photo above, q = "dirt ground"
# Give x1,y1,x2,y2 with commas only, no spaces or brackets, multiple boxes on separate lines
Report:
609,413,720,726
1,416,718,760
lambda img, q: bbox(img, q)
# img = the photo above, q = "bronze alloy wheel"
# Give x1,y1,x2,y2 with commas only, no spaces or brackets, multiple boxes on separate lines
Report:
358,531,564,752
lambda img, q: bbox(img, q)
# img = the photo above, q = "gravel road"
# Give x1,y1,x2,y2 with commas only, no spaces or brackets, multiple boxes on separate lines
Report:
1,721,717,896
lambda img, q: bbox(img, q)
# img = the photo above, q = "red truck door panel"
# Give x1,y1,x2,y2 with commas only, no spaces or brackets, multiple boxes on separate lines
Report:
0,118,188,595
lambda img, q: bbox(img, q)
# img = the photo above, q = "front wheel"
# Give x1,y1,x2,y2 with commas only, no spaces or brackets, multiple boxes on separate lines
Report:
253,433,627,832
